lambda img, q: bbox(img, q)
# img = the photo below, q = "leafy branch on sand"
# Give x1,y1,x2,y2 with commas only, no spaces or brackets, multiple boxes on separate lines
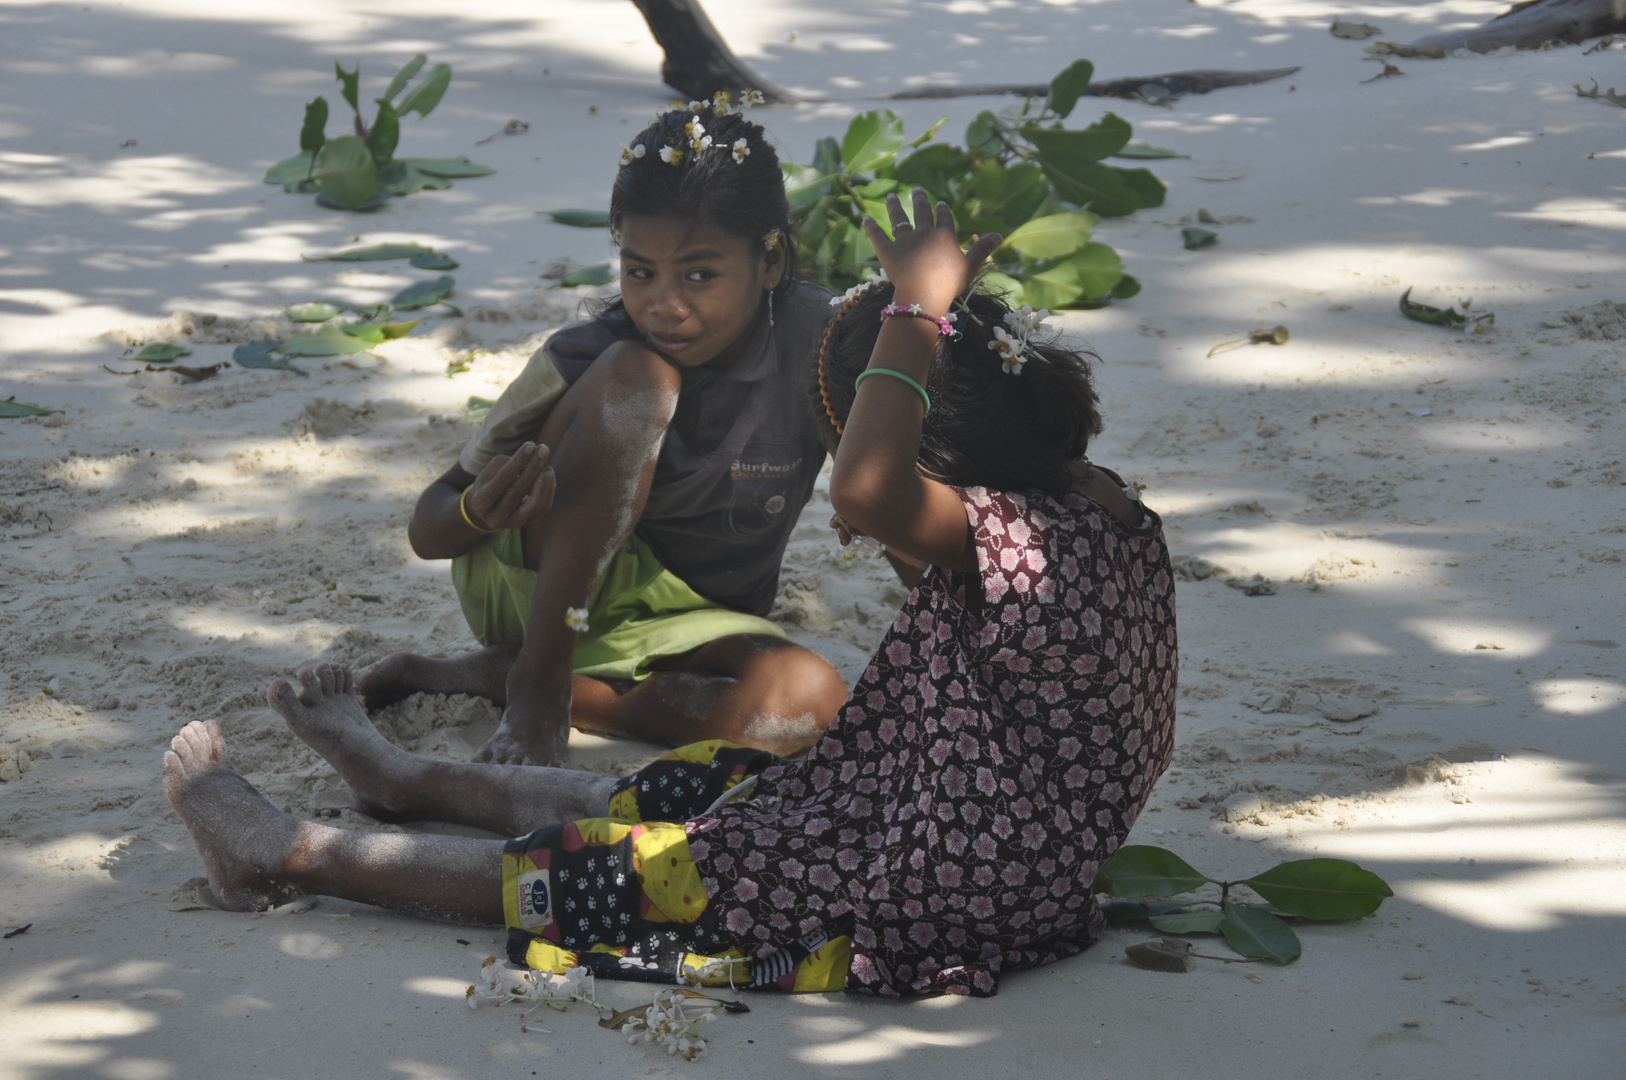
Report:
1095,845,1394,968
264,54,494,210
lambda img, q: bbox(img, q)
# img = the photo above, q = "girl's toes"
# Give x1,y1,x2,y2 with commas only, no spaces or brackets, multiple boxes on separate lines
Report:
296,667,323,706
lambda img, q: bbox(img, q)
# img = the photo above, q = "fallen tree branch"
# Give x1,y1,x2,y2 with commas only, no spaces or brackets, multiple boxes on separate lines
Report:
630,0,794,103
1410,0,1626,53
883,67,1300,102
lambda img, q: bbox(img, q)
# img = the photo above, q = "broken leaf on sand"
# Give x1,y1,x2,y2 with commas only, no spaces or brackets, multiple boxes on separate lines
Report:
541,209,612,228
1364,42,1444,59
0,399,58,418
233,340,308,375
109,362,223,382
315,242,435,263
132,343,191,363
277,324,376,357
1111,143,1187,160
1206,325,1289,357
1125,938,1194,973
1361,62,1404,84
556,262,616,288
393,275,454,310
286,301,344,323
397,157,496,179
409,251,459,270
1575,80,1626,108
1329,18,1382,40
1182,227,1218,250
1400,287,1494,331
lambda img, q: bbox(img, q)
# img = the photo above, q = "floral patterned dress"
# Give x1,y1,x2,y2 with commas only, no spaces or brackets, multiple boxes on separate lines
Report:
689,484,1177,995
501,484,1177,997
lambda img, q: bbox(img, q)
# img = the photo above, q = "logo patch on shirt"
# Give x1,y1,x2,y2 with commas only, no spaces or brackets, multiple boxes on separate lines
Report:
515,868,554,929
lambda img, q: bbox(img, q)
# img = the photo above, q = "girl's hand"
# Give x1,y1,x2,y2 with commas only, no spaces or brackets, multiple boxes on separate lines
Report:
464,441,556,532
862,188,1004,317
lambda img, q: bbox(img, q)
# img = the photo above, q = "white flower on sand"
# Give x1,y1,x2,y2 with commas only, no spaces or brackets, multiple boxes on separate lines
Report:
622,988,716,1060
829,268,888,307
659,145,684,165
620,143,647,166
732,137,750,164
989,325,1026,374
564,607,591,633
685,116,711,153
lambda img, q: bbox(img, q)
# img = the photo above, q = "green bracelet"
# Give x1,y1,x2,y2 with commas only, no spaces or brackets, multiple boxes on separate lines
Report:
854,368,931,415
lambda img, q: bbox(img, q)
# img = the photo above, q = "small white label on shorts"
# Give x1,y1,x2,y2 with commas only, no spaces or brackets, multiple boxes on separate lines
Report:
515,868,554,930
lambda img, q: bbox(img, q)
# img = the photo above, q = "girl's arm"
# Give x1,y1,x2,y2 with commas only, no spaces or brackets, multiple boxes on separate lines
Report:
828,189,1003,574
406,443,556,560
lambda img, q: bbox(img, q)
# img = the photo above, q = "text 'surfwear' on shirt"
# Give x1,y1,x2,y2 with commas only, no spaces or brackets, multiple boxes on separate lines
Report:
458,280,833,616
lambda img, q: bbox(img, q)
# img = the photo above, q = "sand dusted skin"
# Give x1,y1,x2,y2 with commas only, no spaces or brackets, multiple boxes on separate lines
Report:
1,0,1624,1076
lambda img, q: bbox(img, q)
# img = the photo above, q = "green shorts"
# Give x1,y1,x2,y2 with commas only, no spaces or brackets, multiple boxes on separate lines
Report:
450,530,786,682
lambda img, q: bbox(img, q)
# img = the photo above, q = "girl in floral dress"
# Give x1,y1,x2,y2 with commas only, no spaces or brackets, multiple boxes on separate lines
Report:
162,188,1176,999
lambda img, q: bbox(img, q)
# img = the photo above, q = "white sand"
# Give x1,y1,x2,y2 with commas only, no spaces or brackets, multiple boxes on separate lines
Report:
3,0,1624,1075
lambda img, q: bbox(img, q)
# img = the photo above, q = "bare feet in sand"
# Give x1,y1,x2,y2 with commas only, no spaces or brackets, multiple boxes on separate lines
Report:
354,645,516,712
162,720,306,911
268,663,425,821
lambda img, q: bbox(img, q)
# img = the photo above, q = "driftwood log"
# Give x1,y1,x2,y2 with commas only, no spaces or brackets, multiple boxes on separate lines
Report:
884,67,1300,102
630,0,794,103
1411,0,1626,52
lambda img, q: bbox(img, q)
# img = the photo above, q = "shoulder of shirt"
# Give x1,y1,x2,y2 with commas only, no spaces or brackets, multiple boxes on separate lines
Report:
544,306,639,364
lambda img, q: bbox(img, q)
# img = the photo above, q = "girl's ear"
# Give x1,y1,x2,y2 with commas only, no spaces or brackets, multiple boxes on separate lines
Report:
760,233,786,290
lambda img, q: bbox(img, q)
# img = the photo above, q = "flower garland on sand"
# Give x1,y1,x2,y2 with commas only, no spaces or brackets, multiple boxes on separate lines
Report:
987,304,1050,375
466,957,741,1062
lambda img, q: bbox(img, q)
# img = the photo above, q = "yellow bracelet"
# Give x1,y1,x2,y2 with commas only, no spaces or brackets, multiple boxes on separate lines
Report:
459,487,497,534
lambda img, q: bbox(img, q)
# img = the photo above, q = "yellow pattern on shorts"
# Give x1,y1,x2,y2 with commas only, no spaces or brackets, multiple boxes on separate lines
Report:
631,822,708,923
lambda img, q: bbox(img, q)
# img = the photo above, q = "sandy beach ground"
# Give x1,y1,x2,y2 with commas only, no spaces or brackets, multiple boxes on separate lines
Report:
2,0,1624,1076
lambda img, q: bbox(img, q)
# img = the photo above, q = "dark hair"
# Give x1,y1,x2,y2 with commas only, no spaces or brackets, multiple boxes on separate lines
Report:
609,107,799,297
811,283,1104,497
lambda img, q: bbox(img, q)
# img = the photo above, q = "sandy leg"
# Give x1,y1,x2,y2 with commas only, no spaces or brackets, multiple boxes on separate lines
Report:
355,644,518,711
162,719,309,911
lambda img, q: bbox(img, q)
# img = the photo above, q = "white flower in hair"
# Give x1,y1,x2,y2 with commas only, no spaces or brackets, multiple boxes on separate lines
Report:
686,99,707,112
989,325,1027,374
685,115,711,153
658,145,684,165
711,91,735,116
1003,304,1050,338
732,137,750,164
619,143,646,165
745,89,766,106
829,268,888,307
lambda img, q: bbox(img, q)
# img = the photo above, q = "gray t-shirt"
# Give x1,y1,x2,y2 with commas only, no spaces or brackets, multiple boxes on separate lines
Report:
459,281,833,616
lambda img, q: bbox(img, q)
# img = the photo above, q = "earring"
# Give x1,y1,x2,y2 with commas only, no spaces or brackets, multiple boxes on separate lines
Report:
768,290,776,329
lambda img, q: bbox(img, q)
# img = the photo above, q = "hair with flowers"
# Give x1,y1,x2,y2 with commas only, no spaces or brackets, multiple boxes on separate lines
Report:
809,280,1102,497
609,97,798,298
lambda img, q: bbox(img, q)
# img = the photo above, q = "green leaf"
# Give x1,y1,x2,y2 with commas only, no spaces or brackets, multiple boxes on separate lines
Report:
265,152,316,191
299,97,329,157
1243,858,1394,920
558,263,616,288
958,160,1049,235
1220,901,1302,963
1117,166,1167,210
313,135,378,209
1023,242,1123,308
322,242,435,262
409,251,458,270
367,99,400,162
1002,211,1098,261
841,110,905,176
1124,938,1192,973
855,177,902,199
905,116,949,150
1024,113,1133,168
334,61,360,115
340,322,387,346
286,302,344,323
782,164,835,216
1112,273,1141,300
1046,59,1095,120
977,271,1026,306
379,319,421,339
396,156,495,179
233,340,307,375
812,136,843,176
347,303,392,319
1149,911,1227,935
541,209,611,228
1094,845,1212,899
1036,158,1142,218
966,111,1003,156
1113,142,1187,160
382,53,428,104
396,62,451,119
895,144,970,200
0,399,57,417
1183,227,1218,250
377,163,453,198
133,343,191,363
276,324,377,357
393,274,455,310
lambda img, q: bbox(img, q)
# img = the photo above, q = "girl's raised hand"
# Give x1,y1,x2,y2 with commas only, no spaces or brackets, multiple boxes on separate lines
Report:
862,187,1004,317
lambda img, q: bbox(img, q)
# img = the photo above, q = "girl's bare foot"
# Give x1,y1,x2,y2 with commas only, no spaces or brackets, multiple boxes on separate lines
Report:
268,663,425,821
354,646,517,712
162,720,306,912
